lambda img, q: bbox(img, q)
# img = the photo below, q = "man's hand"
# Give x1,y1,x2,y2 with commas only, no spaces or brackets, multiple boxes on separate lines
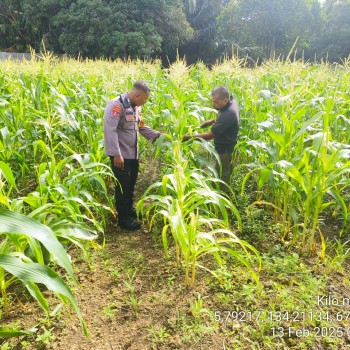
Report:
114,155,124,170
182,134,191,142
200,119,215,128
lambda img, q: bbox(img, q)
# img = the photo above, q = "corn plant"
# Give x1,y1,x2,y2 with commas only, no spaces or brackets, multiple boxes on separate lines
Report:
0,208,88,336
0,152,90,336
234,60,350,254
283,137,350,253
27,140,114,232
138,142,260,286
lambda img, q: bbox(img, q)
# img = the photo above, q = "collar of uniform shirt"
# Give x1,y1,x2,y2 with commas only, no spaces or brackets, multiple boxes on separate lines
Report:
125,93,136,109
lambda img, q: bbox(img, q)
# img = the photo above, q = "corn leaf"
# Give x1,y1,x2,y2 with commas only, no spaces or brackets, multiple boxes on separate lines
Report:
0,326,37,338
0,254,87,336
0,208,75,282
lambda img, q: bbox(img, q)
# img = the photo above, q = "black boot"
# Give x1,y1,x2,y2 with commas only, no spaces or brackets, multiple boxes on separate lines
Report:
118,217,141,231
129,207,142,219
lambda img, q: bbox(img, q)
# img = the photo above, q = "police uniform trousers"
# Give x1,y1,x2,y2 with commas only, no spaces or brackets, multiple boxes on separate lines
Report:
110,157,139,221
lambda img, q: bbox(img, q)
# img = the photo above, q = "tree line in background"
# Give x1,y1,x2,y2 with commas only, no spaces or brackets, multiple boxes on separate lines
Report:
1,0,349,63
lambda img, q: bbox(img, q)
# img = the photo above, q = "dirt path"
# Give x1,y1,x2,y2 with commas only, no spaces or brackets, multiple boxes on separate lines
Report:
43,221,222,350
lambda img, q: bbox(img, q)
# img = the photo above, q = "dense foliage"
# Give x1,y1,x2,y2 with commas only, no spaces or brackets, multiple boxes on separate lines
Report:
0,56,349,341
1,0,350,62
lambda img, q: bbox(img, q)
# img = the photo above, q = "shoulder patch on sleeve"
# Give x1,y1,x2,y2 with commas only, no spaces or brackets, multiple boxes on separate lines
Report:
112,105,122,117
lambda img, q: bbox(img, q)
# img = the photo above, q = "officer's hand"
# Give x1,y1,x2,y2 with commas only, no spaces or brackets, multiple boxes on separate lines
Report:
182,134,191,142
114,155,124,170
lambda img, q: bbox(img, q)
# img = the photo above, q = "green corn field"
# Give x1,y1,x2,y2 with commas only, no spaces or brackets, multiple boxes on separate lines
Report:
0,54,350,347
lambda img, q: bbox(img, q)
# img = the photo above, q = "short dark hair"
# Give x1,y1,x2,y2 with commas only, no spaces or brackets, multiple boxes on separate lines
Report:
132,81,150,94
211,86,229,100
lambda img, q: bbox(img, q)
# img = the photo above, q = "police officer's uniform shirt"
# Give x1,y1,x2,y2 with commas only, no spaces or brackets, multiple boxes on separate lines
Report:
211,98,239,154
104,93,161,159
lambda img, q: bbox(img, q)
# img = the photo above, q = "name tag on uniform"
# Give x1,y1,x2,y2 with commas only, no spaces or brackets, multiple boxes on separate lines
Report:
125,108,135,122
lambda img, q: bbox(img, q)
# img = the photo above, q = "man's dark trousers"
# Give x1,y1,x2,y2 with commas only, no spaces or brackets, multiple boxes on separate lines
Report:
110,157,139,221
216,153,233,194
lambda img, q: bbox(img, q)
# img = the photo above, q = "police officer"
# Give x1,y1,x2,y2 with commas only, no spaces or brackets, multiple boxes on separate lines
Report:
183,86,239,193
104,81,161,230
